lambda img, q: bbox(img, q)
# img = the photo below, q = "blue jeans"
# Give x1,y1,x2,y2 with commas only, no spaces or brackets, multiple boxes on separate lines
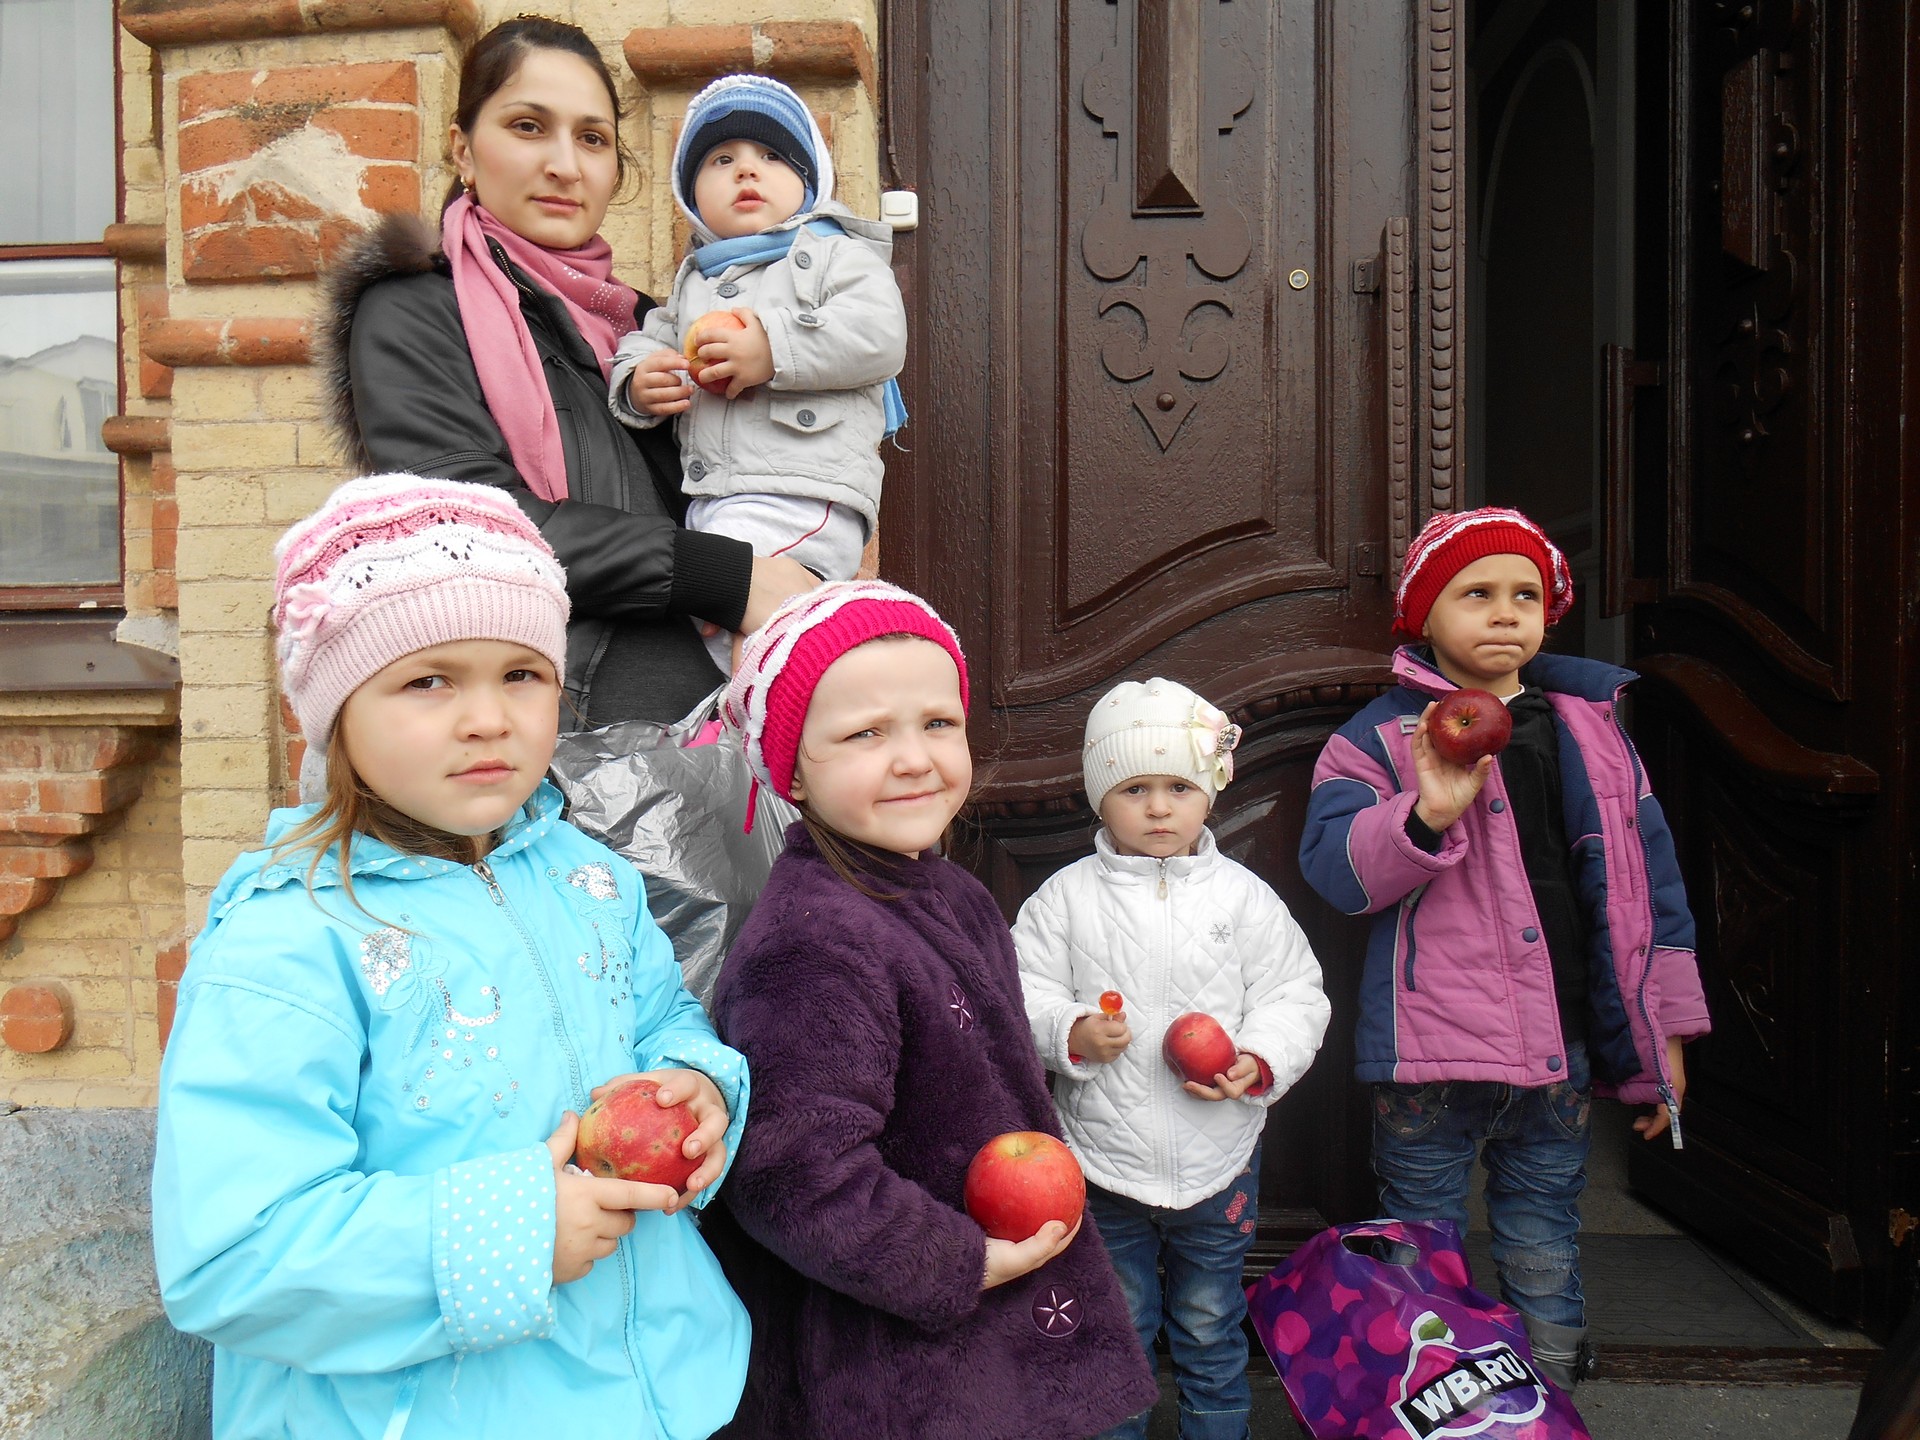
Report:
1370,1042,1591,1329
1089,1147,1261,1440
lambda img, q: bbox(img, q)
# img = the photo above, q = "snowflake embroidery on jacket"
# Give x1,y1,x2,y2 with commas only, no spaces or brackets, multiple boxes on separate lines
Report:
359,927,518,1118
1211,922,1233,945
948,982,976,1031
566,862,620,903
1031,1285,1082,1338
568,864,633,1009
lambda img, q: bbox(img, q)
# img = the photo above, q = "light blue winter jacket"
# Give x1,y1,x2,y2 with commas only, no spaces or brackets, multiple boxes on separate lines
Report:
152,781,750,1440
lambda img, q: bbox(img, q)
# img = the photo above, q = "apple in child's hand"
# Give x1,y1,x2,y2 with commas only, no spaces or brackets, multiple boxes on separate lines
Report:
1099,990,1125,1016
573,1077,700,1191
1425,688,1514,767
964,1131,1086,1242
1163,1011,1238,1086
684,310,748,396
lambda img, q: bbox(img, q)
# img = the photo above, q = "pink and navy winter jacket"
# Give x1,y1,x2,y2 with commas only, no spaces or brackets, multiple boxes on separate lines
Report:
1299,648,1710,1117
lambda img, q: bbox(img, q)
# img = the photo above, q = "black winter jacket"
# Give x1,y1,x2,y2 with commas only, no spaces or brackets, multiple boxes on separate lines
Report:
322,214,749,725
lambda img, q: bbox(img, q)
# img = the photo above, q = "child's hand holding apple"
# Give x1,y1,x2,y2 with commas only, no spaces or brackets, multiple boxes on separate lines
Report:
544,1109,679,1284
628,349,695,417
583,1068,732,1203
685,307,774,399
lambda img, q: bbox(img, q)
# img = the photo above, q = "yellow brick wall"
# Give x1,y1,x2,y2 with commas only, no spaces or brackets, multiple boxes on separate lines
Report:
0,737,184,1107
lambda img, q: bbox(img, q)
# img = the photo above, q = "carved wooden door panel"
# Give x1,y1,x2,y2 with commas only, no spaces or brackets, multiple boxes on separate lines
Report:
884,1,1463,1228
1617,0,1916,1334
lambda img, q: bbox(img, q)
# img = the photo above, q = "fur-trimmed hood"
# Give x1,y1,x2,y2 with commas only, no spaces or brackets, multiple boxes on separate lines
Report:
320,212,445,475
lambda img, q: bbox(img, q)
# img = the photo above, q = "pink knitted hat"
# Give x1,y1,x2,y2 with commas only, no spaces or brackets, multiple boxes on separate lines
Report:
722,580,971,806
272,474,570,750
1393,506,1575,638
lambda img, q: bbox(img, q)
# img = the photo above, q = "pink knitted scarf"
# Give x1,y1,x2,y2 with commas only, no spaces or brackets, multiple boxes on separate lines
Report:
442,193,640,502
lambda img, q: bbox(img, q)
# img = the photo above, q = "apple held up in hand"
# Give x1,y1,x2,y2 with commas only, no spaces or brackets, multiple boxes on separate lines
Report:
573,1077,700,1191
964,1131,1086,1242
1425,688,1514,768
1163,1011,1238,1086
684,310,748,396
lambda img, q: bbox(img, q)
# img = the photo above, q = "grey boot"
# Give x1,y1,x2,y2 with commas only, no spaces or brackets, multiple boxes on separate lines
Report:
1523,1315,1597,1392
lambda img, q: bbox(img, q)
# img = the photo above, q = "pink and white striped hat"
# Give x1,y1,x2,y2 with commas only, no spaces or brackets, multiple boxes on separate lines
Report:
722,579,970,808
272,474,570,750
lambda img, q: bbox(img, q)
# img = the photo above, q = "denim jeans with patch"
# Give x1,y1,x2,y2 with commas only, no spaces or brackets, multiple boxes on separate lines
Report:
1370,1041,1592,1329
1089,1146,1262,1440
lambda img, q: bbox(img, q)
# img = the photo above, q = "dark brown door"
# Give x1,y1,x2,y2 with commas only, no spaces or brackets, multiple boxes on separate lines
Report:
1610,0,1919,1336
883,1,1468,1232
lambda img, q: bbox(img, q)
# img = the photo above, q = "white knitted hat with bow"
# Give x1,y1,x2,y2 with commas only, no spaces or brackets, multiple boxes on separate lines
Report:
1082,678,1241,812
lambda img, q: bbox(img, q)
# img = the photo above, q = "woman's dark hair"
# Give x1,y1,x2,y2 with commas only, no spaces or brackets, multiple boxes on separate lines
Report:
443,15,635,213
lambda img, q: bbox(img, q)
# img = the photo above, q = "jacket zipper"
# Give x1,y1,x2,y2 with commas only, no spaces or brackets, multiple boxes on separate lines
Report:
1155,860,1177,1191
474,856,648,1387
474,858,586,1106
1609,694,1682,1149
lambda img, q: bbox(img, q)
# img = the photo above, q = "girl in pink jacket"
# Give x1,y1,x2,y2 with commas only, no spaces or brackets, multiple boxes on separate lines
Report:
1298,508,1710,1392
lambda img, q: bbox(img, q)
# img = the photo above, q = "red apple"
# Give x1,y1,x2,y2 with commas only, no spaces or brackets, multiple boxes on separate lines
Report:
1163,1011,1238,1086
1425,687,1514,767
1099,990,1125,1016
684,310,747,396
963,1131,1086,1242
574,1077,700,1191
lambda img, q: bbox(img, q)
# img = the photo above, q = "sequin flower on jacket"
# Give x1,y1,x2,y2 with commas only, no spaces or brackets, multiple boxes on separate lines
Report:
359,926,517,1118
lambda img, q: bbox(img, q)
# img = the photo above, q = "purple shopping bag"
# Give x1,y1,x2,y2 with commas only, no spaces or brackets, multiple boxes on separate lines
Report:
1245,1218,1591,1440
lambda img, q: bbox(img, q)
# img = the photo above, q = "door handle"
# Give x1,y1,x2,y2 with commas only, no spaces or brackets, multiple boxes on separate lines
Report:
1601,343,1663,617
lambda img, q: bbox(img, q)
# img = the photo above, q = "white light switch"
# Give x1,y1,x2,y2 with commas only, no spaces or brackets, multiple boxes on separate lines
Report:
880,190,920,232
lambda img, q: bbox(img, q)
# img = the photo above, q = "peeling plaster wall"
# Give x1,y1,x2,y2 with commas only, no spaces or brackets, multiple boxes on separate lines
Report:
0,1108,210,1439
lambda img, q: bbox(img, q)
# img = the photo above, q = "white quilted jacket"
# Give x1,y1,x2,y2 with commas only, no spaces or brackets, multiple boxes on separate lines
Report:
1013,828,1330,1209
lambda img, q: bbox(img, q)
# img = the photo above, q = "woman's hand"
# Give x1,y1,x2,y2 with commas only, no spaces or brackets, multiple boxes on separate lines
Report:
1410,702,1493,832
546,1111,680,1283
982,1215,1082,1290
629,349,694,416
588,1068,731,1204
1183,1053,1262,1102
741,553,819,635
1067,1011,1132,1064
691,308,776,398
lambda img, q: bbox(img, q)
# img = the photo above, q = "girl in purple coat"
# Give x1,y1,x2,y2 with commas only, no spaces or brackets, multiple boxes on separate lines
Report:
705,581,1160,1439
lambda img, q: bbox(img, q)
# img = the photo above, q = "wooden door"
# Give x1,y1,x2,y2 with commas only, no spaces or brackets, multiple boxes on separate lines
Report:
1612,0,1920,1336
882,0,1466,1233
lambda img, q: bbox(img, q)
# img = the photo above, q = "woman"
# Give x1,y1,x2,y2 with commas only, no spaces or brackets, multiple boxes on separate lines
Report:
324,16,813,726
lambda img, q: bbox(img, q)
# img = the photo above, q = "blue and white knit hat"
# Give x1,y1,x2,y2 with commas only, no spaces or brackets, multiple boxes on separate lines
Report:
672,74,833,240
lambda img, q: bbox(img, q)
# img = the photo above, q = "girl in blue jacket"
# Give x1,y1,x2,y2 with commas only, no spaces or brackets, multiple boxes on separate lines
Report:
152,475,750,1440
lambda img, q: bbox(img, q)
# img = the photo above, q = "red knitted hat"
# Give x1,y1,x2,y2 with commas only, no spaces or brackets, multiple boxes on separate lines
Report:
722,580,971,805
1393,507,1574,638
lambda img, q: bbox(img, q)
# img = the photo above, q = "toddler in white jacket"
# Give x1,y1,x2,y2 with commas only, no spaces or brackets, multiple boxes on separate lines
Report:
1014,678,1329,1440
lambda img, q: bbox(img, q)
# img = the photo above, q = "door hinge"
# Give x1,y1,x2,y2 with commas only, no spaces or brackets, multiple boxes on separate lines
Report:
1891,1209,1918,1248
1352,256,1381,294
1354,542,1384,577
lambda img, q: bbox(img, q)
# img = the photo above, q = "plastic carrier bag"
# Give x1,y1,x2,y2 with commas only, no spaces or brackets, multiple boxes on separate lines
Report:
549,688,797,1009
1246,1218,1592,1440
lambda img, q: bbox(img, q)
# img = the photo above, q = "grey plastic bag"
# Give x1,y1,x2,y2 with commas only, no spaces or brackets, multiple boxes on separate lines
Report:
549,688,797,1009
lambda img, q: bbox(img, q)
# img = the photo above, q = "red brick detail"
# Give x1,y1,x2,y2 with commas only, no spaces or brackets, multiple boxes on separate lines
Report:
624,21,875,96
156,936,190,1050
0,726,164,938
122,0,468,46
103,223,167,263
102,415,170,457
144,317,314,368
153,495,179,573
176,59,426,282
150,453,177,498
184,224,323,282
137,284,173,400
1,983,74,1054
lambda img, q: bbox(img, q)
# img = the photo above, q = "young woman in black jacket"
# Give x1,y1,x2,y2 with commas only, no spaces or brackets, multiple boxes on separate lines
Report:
324,17,813,726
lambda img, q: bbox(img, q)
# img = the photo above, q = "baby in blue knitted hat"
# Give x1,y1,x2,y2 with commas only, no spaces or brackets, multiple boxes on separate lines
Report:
609,74,908,673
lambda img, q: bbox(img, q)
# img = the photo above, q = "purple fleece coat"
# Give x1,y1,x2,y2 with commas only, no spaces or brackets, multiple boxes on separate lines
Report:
706,825,1160,1440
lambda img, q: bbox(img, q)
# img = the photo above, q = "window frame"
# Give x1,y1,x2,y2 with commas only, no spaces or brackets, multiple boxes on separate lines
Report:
0,0,127,613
